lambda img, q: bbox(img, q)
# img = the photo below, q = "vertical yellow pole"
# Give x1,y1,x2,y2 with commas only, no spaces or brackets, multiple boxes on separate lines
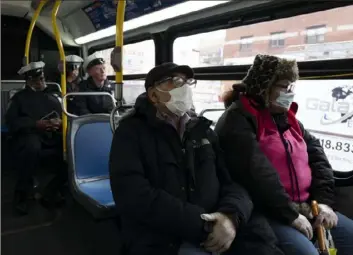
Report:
115,0,126,84
24,0,47,65
51,0,67,156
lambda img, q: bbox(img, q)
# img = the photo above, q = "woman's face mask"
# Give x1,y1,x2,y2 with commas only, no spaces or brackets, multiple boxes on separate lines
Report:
156,84,193,117
275,91,295,110
271,80,296,111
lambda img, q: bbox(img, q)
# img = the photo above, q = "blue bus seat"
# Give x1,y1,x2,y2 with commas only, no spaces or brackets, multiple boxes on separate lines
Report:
67,114,116,219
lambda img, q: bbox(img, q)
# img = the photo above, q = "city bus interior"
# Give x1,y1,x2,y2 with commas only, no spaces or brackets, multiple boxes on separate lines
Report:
1,0,353,254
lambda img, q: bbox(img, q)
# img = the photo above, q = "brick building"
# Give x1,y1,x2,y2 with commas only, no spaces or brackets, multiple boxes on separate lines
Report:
217,5,353,96
223,5,353,64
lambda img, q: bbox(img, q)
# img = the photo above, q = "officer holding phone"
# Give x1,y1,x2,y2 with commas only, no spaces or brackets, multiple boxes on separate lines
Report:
5,61,66,215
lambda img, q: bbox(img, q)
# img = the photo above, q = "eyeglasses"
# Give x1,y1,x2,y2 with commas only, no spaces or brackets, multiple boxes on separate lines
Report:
274,83,295,93
156,76,197,88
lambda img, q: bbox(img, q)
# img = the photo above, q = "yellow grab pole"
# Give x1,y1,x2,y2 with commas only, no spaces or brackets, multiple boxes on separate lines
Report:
51,0,67,156
24,0,47,65
115,0,126,84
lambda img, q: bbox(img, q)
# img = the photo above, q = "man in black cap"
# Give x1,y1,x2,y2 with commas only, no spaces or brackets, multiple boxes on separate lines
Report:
75,52,115,115
109,63,257,255
5,62,66,215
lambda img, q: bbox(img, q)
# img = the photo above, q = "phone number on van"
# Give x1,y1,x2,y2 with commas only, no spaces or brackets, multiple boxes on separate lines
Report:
319,139,353,153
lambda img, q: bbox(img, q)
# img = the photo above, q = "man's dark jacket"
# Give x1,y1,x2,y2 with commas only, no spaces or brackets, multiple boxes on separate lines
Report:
75,77,115,115
5,86,62,136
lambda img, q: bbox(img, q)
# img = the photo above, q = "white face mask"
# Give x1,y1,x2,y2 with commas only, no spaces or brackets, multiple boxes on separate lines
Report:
275,91,295,110
157,85,193,116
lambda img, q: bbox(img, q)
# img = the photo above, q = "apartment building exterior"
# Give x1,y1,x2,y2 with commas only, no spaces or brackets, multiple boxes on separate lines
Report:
223,5,353,64
216,5,353,95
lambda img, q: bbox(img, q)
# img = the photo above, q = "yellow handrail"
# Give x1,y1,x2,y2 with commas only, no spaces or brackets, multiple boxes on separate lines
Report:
115,0,126,84
24,0,47,65
51,0,67,156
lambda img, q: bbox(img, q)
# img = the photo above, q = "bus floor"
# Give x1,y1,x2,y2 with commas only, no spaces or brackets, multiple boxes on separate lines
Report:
2,164,352,255
1,171,122,255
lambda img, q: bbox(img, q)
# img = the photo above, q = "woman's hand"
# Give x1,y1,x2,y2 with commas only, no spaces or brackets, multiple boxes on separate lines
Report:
200,212,236,253
313,204,338,229
291,214,313,240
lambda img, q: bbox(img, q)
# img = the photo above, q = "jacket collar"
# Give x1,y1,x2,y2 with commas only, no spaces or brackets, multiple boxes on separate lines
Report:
86,77,110,91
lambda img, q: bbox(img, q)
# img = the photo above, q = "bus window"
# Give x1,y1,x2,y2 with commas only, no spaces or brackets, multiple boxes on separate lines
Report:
123,80,145,105
295,79,353,173
173,5,353,67
174,30,226,67
96,39,155,75
192,80,238,113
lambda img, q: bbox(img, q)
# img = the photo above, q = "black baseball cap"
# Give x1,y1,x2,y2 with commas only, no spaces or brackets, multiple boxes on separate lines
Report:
144,62,194,90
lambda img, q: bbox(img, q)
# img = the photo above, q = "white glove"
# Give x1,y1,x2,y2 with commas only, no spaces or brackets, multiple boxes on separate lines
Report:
313,204,338,229
200,212,236,253
291,214,313,240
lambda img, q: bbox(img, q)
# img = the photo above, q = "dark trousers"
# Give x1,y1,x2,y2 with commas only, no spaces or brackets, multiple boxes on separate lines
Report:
11,133,67,197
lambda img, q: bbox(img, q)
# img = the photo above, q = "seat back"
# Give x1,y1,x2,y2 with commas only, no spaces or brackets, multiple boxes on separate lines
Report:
1,80,26,128
46,82,62,93
67,114,113,181
199,108,225,129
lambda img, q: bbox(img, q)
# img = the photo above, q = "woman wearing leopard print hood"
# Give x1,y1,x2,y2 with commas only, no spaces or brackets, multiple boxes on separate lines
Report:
215,54,353,255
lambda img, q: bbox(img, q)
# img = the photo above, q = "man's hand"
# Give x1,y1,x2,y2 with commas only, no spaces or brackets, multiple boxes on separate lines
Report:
291,214,313,240
313,204,338,229
200,212,236,253
36,120,52,131
49,118,62,130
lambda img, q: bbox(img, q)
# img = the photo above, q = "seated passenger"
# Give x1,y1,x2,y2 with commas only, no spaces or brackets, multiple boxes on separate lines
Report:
5,61,66,215
64,55,84,114
109,63,284,255
65,55,83,92
75,53,115,115
215,54,353,255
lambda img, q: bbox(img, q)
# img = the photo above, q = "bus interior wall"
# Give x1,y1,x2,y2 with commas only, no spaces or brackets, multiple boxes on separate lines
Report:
1,15,80,82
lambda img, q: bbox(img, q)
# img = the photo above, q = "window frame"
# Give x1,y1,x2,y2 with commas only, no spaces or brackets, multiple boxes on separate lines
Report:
170,6,353,76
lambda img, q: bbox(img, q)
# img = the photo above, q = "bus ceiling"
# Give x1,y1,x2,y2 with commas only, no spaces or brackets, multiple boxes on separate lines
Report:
1,0,352,49
1,0,87,47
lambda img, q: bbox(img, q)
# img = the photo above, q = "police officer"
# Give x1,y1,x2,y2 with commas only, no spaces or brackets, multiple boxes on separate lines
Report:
64,55,83,114
75,52,115,115
5,61,66,215
65,55,84,92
